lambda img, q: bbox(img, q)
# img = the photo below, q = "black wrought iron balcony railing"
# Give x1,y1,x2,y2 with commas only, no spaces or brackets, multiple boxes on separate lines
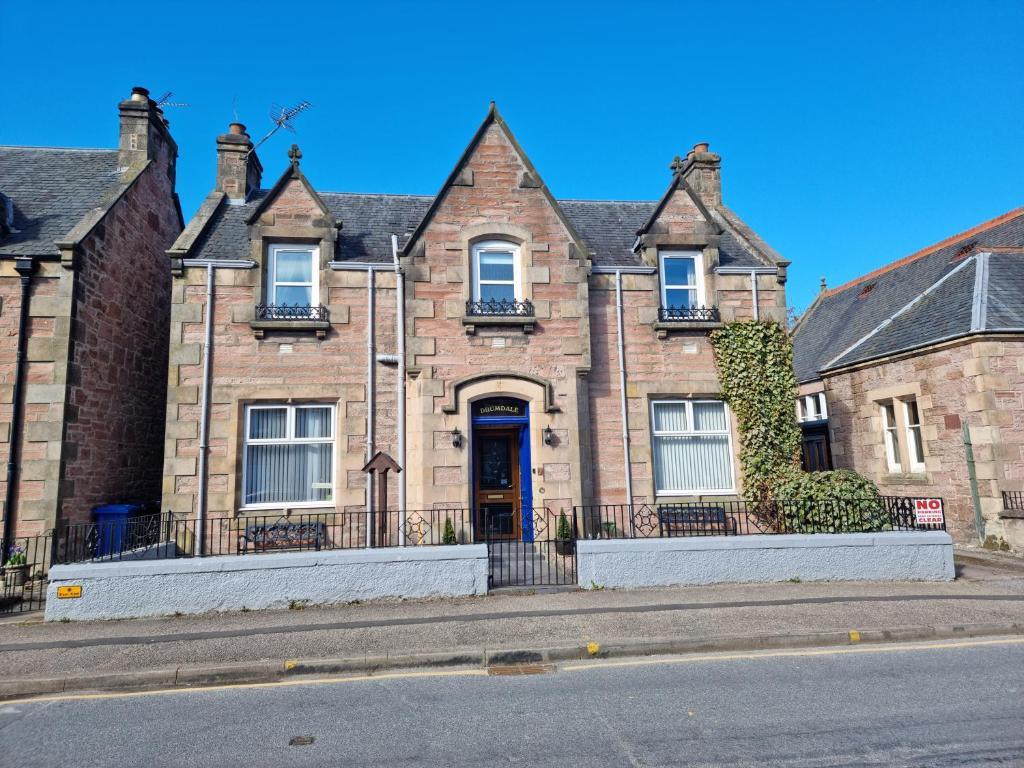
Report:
658,306,721,322
465,299,535,317
1004,490,1024,510
255,304,329,321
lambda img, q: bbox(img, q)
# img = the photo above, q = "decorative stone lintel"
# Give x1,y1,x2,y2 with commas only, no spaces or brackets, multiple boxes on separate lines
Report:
653,321,725,339
249,319,331,339
461,316,535,335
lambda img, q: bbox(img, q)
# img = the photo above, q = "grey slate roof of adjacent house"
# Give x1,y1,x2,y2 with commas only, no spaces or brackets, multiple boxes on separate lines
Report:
792,208,1024,383
0,147,121,256
188,189,774,269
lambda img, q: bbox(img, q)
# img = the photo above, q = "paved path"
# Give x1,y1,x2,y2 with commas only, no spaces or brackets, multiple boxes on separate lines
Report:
2,637,1022,766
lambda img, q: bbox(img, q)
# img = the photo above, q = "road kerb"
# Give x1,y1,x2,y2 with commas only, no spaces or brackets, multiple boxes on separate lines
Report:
2,621,1021,701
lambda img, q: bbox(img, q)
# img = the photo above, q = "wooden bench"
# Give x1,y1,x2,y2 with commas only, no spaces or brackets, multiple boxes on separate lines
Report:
238,520,327,554
657,505,736,537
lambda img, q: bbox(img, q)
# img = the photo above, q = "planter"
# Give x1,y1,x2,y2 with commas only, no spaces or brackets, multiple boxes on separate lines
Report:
555,539,576,556
4,564,29,588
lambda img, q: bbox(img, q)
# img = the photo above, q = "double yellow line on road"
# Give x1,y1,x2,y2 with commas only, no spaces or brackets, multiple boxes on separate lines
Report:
4,636,1022,707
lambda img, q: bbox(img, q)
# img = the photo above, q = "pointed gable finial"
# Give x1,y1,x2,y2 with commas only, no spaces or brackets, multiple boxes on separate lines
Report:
288,143,302,167
669,155,686,176
820,276,828,292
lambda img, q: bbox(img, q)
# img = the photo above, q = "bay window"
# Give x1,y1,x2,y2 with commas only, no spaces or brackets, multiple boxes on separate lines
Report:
243,404,335,508
651,400,735,494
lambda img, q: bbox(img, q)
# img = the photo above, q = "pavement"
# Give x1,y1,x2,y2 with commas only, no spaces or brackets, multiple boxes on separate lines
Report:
0,547,1022,699
2,636,1022,766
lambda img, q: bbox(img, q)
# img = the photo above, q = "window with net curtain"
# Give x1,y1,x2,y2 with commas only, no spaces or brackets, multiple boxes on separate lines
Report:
651,400,734,494
472,241,520,302
243,404,334,507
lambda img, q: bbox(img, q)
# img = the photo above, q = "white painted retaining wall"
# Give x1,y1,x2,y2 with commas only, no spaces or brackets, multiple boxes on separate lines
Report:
577,532,955,589
45,545,489,621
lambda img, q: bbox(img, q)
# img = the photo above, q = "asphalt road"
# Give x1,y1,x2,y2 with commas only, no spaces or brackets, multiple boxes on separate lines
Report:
1,638,1022,767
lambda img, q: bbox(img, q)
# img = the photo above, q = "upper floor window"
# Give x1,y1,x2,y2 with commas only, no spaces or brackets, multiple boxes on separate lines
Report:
268,244,319,309
797,393,828,423
659,251,704,310
651,399,735,495
471,241,520,303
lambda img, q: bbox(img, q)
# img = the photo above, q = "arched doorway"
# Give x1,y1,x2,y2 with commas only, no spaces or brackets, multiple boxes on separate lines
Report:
471,396,534,542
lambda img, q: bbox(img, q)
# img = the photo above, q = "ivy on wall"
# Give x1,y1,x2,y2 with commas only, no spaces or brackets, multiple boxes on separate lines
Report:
710,320,802,504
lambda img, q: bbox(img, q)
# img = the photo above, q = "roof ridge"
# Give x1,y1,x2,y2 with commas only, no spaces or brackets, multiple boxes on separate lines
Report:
557,198,656,205
317,190,435,200
823,207,1024,298
0,145,117,153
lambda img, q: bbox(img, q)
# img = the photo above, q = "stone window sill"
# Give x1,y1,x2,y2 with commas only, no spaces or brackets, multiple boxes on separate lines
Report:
250,320,331,339
879,472,930,486
653,321,725,339
999,510,1024,520
461,315,536,335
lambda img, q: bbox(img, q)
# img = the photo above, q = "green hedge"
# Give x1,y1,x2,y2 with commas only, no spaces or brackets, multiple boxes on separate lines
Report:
772,468,887,533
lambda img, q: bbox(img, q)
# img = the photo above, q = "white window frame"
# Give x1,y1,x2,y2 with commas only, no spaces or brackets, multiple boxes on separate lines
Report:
902,398,926,473
241,402,336,510
798,393,828,423
268,244,320,308
471,240,521,303
880,402,903,473
650,398,736,496
659,250,706,309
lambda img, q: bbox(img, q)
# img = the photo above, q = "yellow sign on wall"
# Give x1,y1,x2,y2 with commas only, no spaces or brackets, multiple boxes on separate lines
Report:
56,585,82,599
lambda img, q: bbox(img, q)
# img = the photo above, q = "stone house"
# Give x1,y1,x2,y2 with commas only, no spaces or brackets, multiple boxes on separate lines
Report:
162,104,787,544
792,208,1024,550
0,87,182,539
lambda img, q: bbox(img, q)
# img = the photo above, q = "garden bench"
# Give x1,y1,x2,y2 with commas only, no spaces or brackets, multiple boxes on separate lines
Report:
238,520,327,554
657,505,736,537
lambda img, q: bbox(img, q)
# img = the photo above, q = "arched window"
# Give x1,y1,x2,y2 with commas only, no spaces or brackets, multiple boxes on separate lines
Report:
471,240,521,304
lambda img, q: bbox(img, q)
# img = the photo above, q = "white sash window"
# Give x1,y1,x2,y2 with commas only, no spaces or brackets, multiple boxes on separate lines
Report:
651,400,735,494
243,404,335,508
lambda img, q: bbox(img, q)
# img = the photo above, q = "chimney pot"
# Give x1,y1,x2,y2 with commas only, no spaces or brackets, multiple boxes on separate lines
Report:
693,142,710,154
131,86,150,102
229,122,247,136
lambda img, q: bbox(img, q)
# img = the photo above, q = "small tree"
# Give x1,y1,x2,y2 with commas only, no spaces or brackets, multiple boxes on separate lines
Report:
442,518,458,545
556,512,573,541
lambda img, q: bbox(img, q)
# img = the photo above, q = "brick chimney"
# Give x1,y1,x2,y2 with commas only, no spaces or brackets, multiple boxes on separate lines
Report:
680,141,721,208
118,86,177,177
216,123,262,202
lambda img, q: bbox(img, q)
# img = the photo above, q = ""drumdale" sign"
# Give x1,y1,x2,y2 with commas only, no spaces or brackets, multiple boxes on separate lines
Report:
473,398,526,418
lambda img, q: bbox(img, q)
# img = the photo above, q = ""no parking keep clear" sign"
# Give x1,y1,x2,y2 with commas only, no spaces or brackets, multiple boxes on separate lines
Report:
913,498,944,526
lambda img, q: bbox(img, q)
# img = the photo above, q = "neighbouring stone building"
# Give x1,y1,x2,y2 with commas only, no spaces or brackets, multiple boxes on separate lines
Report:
163,104,787,543
792,209,1024,550
0,87,182,537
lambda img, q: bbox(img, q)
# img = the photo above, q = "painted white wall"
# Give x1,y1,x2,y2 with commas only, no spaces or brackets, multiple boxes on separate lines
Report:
577,532,955,588
45,545,489,621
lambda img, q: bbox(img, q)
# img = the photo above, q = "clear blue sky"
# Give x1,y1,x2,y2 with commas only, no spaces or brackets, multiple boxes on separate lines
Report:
2,1,1021,311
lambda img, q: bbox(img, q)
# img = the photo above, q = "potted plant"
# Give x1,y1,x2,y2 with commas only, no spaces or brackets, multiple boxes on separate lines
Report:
3,545,28,588
442,518,458,545
600,520,618,539
555,512,575,556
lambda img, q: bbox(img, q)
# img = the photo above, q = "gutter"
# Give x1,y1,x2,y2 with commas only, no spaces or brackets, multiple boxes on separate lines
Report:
1,257,37,552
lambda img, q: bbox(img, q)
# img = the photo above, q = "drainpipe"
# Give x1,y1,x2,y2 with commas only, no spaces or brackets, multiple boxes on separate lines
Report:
366,267,376,547
392,234,407,543
182,258,254,557
750,269,759,321
2,257,37,553
962,422,986,544
614,271,634,517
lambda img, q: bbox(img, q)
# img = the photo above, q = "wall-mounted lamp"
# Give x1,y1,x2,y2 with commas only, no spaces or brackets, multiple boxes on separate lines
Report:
543,425,555,446
451,427,463,449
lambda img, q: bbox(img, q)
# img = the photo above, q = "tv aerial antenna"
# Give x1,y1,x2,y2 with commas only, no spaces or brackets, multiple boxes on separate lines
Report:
154,91,190,109
248,100,312,157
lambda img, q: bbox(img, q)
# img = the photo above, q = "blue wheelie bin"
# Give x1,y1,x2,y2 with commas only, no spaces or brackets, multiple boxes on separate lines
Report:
93,504,139,557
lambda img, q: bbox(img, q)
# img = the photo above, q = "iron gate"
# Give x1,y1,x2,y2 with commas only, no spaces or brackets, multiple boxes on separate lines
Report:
482,506,576,588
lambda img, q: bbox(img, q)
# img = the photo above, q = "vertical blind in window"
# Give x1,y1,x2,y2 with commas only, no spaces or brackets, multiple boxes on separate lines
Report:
244,405,334,506
651,400,733,493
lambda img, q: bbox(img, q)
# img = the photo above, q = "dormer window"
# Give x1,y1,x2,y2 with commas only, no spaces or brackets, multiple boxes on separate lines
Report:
467,241,532,318
259,244,324,321
658,250,716,322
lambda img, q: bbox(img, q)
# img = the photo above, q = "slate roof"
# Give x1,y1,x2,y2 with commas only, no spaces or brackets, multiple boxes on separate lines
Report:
189,190,773,269
792,209,1024,382
0,147,121,256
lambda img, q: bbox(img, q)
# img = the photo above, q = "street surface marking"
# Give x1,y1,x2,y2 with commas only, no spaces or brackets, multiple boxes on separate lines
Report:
3,636,1022,707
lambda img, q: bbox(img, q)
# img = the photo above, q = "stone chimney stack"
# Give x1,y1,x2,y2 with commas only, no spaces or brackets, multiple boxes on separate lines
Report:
680,141,721,208
216,123,262,202
118,86,177,177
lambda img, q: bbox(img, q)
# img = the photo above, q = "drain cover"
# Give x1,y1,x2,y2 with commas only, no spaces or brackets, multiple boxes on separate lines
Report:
487,664,554,676
289,736,315,747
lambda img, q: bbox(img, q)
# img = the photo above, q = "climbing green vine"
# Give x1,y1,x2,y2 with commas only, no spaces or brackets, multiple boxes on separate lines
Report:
710,320,801,505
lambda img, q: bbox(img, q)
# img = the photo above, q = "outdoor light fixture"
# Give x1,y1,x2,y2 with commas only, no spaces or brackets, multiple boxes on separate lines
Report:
543,425,555,446
451,428,463,448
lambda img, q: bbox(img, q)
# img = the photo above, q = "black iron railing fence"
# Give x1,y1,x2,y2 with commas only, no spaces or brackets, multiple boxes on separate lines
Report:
658,306,720,322
254,304,328,321
465,299,534,317
1004,491,1024,510
1,533,54,614
574,497,946,540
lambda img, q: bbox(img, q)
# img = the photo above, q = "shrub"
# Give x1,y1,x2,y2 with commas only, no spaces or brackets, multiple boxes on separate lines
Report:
556,513,573,540
772,468,887,533
442,518,458,545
